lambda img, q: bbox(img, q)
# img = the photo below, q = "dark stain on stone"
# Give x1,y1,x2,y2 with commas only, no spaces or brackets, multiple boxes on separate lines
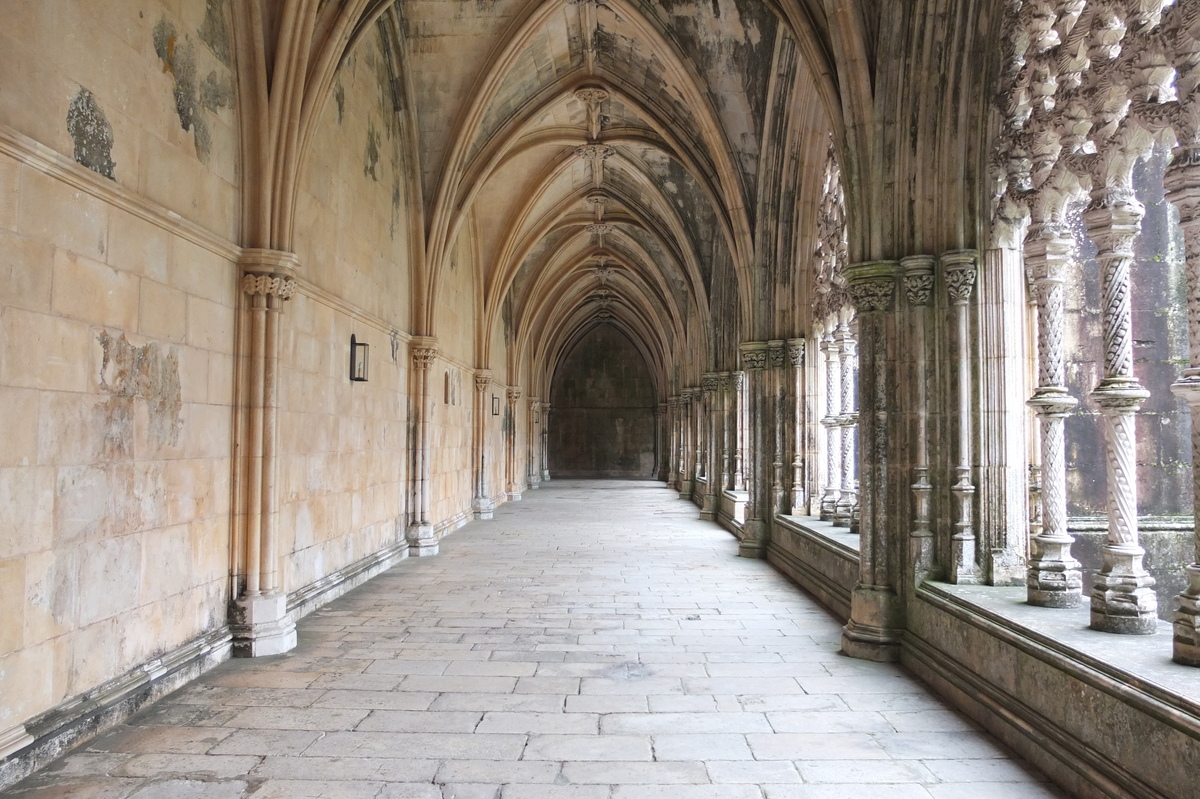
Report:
154,17,231,162
67,87,116,180
364,124,381,180
97,331,183,449
197,0,232,67
334,81,346,124
199,71,233,113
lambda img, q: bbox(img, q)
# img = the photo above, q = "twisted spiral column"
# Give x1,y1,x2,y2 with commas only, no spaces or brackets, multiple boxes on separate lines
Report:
1025,225,1082,607
821,330,842,520
1085,195,1156,634
836,320,858,527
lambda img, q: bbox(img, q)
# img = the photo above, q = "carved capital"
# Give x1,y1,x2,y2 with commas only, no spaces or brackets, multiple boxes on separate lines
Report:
786,338,805,368
739,342,768,371
718,371,733,391
474,369,493,393
942,250,979,306
900,255,936,307
844,261,899,313
701,373,719,393
507,387,522,404
241,273,297,301
767,340,787,369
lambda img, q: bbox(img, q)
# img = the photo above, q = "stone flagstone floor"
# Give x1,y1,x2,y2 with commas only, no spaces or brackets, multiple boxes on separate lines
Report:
3,480,1064,799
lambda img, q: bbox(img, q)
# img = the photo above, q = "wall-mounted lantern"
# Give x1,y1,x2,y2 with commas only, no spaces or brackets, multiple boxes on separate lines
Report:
350,334,369,382
492,395,500,416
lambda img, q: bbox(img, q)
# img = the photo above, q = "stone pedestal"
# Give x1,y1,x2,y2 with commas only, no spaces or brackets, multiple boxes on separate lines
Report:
473,497,495,520
841,587,902,662
408,522,438,557
231,593,296,657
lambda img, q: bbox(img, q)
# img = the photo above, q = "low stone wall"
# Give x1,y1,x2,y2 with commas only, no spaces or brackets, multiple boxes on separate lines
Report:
905,584,1199,799
767,515,857,621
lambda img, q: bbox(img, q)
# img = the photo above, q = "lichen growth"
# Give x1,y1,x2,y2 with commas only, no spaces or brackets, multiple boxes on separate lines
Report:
66,87,116,179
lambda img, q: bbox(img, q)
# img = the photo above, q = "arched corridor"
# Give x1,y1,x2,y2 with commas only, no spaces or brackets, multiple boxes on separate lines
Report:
1,482,1061,799
3,1,1200,796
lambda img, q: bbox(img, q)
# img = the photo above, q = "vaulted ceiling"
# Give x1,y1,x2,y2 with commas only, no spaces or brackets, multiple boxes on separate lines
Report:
394,0,798,389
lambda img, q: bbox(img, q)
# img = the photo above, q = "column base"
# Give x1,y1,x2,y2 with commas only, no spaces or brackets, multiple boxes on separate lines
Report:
529,476,541,490
0,723,34,759
506,491,522,502
738,519,766,558
1173,566,1200,665
541,470,551,481
230,593,297,657
473,497,495,520
699,493,716,521
1090,547,1157,634
407,522,439,557
841,587,903,662
678,478,693,499
949,536,979,585
1026,535,1083,608
910,534,935,582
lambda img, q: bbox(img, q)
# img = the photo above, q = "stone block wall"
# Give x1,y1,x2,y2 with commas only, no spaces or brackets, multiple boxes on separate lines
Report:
0,144,238,745
0,0,241,752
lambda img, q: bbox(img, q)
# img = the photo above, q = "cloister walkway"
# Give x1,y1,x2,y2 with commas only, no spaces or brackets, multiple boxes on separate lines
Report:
3,481,1062,799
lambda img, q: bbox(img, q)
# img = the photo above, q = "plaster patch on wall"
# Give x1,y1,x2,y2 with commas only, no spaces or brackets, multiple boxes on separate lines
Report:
67,88,116,180
153,18,232,163
97,331,183,449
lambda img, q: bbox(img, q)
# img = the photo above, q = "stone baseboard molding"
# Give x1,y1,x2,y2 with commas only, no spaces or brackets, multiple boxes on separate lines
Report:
0,627,232,791
286,540,412,623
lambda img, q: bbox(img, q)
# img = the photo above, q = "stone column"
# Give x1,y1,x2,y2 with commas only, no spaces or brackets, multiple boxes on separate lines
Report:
472,370,494,519
1025,224,1083,607
1084,194,1156,633
902,255,936,578
732,373,748,492
841,261,903,662
738,343,768,558
678,392,694,499
835,318,857,527
944,250,980,584
541,403,551,481
506,387,523,501
701,373,720,520
1167,150,1200,664
232,249,299,657
666,396,680,490
787,338,806,514
769,341,788,517
655,403,668,482
527,397,542,490
820,330,842,520
408,338,439,556
719,373,733,490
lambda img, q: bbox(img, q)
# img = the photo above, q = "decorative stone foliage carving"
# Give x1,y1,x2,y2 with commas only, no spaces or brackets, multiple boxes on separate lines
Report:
814,138,850,321
241,273,297,300
992,0,1200,620
739,342,768,371
411,346,438,369
786,339,804,368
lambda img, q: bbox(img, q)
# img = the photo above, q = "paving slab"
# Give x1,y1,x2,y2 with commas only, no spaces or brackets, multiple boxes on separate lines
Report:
1,480,1061,799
